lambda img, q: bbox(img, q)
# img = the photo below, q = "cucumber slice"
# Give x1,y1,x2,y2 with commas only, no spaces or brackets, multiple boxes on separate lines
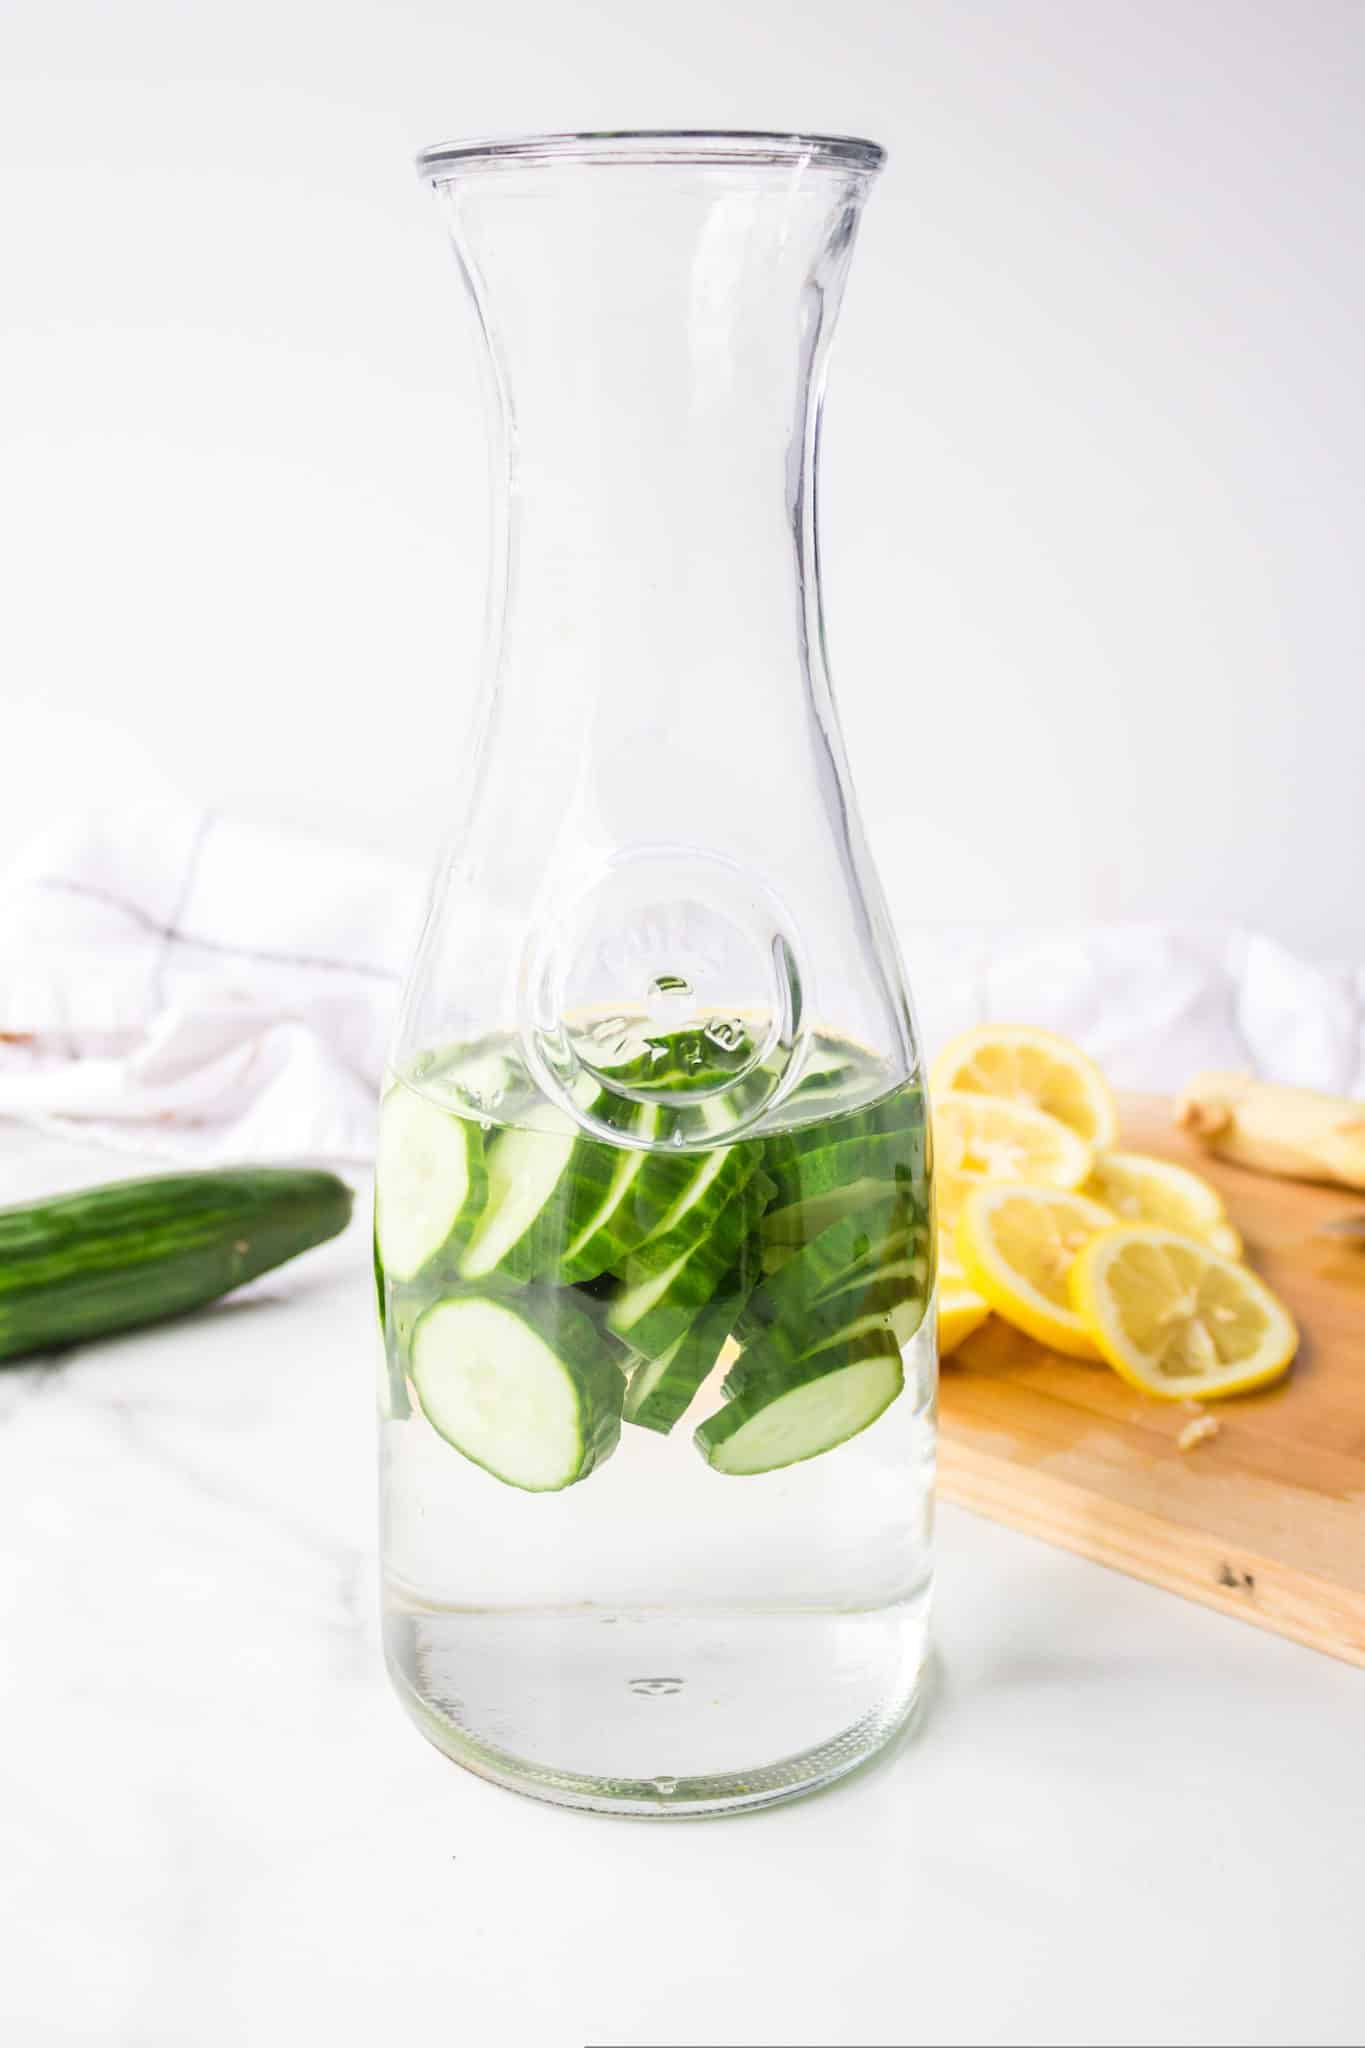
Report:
556,1109,694,1284
764,1086,926,1174
766,1130,925,1212
631,1144,744,1254
759,1176,905,1247
607,1162,772,1358
816,1248,933,1349
459,1105,622,1285
743,1197,915,1331
622,1269,750,1434
695,1329,904,1475
731,1240,931,1396
375,1086,487,1282
411,1292,623,1491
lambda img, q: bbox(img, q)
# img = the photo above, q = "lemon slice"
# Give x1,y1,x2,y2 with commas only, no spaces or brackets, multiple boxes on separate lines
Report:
932,1026,1119,1148
1069,1226,1297,1399
1085,1151,1242,1259
934,1091,1093,1189
938,1281,990,1357
935,1167,983,1254
956,1183,1116,1358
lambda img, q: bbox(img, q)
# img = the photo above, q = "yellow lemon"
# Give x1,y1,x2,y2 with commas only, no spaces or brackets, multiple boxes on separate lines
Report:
932,1025,1119,1148
1085,1151,1242,1259
934,1091,1093,1189
1069,1226,1297,1400
956,1183,1116,1359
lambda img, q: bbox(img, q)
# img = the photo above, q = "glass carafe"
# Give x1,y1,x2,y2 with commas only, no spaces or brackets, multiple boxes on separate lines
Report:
376,131,936,1816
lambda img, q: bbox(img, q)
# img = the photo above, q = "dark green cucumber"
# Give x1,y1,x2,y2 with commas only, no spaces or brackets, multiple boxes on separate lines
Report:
0,1168,354,1364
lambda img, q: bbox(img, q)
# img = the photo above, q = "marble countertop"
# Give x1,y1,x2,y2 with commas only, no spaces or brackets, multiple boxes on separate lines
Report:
2,1126,1362,2048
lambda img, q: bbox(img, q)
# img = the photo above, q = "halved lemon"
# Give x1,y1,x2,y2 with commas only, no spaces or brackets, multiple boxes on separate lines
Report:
955,1183,1116,1358
1085,1151,1242,1259
932,1025,1119,1148
938,1281,991,1357
1069,1226,1297,1399
934,1091,1093,1189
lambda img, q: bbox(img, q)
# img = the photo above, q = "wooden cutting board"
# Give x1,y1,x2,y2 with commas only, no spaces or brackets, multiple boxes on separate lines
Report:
937,1095,1365,1667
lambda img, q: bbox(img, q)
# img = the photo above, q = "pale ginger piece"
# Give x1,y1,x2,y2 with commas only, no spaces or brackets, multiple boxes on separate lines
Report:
1175,1071,1365,1192
1177,1414,1220,1453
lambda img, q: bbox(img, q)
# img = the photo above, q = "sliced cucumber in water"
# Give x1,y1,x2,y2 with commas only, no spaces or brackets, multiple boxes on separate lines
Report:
816,1246,933,1349
555,1107,697,1284
411,1291,623,1492
375,1085,487,1282
759,1175,906,1248
607,1162,772,1358
743,1196,916,1332
764,1084,926,1178
623,1272,749,1434
765,1129,922,1211
727,1237,932,1401
695,1327,905,1476
460,1106,621,1285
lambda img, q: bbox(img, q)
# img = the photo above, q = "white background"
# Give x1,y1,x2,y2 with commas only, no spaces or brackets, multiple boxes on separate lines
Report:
2,0,1362,955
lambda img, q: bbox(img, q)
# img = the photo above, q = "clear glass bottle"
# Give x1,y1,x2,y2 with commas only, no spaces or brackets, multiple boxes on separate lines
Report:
376,131,936,1816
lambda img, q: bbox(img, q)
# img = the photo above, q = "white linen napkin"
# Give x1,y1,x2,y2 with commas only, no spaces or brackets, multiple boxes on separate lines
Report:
0,776,1359,1164
0,789,424,1164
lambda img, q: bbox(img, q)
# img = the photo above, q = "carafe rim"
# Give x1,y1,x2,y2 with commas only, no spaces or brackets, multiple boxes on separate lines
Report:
416,128,886,179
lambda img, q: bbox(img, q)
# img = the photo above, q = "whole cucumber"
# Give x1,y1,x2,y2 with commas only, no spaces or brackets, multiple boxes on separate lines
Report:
0,1168,354,1363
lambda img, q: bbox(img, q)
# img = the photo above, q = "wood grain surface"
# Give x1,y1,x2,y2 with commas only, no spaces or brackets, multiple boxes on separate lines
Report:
938,1094,1365,1666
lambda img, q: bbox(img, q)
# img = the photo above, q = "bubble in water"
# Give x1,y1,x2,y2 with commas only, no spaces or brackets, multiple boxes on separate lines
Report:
652,1776,678,1797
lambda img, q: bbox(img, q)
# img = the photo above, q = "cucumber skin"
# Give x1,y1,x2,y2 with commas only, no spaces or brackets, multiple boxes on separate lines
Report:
616,1151,767,1283
763,1085,925,1172
695,1331,905,1474
556,1142,699,1286
607,1166,773,1358
461,1124,618,1286
765,1128,926,1211
0,1169,354,1364
742,1196,917,1332
623,1263,755,1434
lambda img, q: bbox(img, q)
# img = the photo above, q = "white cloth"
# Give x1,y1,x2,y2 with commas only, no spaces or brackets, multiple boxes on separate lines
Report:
0,793,423,1163
0,789,1360,1163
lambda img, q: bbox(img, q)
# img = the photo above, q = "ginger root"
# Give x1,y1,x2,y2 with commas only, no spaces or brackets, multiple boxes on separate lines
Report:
1175,1071,1365,1191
